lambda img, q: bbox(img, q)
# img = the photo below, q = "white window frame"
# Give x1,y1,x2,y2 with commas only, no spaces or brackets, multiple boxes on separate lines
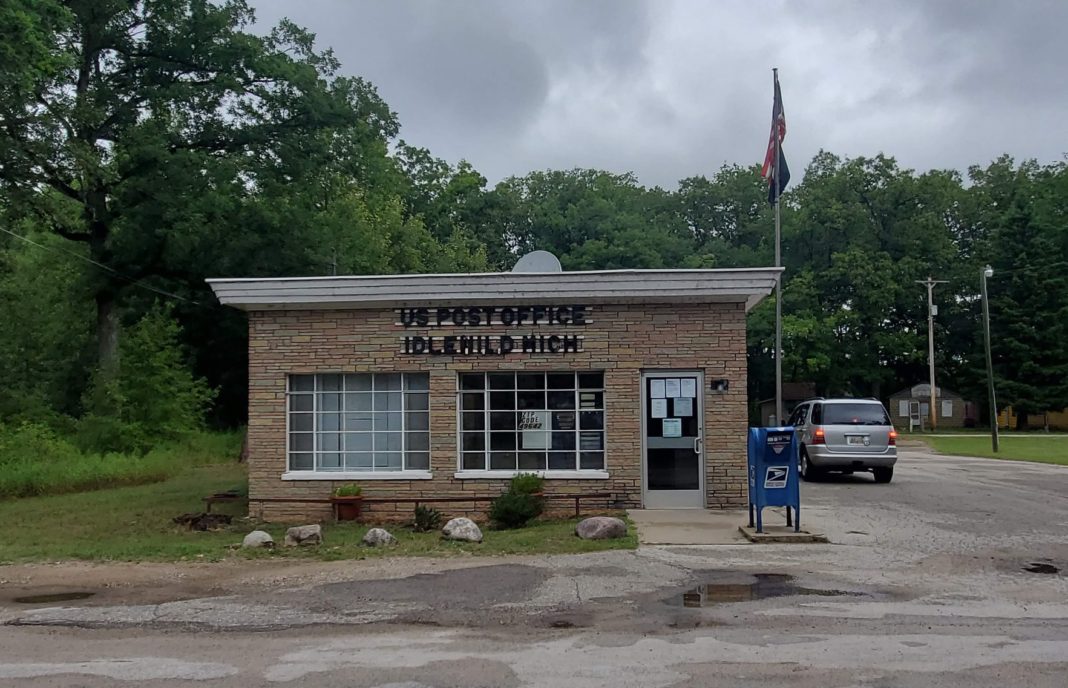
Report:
454,371,609,480
282,372,432,480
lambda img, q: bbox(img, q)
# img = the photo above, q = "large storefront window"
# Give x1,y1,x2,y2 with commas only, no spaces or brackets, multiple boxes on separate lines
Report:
287,373,430,473
459,372,605,472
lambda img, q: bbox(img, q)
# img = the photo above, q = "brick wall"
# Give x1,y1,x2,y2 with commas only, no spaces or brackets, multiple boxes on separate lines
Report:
246,302,749,522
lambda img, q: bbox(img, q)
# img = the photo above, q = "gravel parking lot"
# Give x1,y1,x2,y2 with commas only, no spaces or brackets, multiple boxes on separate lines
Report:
2,445,1067,686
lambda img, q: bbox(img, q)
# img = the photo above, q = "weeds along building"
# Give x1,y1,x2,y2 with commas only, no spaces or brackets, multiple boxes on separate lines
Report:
208,259,780,522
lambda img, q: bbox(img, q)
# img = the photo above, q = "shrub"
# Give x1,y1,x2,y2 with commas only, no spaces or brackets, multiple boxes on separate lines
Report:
489,491,544,529
77,304,215,454
0,426,241,499
510,472,545,495
333,483,362,497
411,504,443,532
75,379,149,454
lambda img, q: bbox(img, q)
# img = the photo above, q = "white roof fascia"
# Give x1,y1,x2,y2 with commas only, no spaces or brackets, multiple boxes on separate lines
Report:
206,268,783,313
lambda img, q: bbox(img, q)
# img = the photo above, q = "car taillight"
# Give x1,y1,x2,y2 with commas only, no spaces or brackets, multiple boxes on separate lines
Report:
888,430,897,446
812,427,826,445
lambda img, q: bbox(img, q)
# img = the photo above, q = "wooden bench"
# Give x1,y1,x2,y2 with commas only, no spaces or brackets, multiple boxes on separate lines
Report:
202,492,246,513
241,492,615,521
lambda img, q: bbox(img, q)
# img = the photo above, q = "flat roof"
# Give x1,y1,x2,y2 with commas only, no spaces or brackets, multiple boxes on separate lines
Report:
207,267,783,312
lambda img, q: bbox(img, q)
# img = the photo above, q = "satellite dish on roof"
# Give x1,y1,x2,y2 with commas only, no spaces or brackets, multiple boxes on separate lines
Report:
511,250,563,273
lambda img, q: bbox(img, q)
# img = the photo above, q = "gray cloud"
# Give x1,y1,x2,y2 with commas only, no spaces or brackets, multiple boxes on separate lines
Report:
249,0,1068,187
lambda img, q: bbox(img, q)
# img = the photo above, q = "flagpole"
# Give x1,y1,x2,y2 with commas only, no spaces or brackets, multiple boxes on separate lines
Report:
773,67,783,427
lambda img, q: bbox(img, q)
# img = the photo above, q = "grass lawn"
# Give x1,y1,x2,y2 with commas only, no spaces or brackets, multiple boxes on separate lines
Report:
0,464,636,563
920,435,1068,465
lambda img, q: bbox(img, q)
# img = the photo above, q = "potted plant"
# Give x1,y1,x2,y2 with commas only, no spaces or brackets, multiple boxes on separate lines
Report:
331,483,364,521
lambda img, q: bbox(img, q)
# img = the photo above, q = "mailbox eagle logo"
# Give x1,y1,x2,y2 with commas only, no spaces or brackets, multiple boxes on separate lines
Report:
764,466,788,489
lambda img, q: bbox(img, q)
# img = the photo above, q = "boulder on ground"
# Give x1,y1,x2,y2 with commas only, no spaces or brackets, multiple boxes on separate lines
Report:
284,524,322,547
575,516,627,540
361,527,397,547
441,517,483,543
241,530,275,549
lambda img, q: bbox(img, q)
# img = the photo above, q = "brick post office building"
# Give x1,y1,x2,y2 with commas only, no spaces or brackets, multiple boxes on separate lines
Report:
209,265,779,522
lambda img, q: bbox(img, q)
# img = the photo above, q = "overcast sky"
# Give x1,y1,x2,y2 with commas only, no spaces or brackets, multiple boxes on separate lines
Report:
249,0,1067,188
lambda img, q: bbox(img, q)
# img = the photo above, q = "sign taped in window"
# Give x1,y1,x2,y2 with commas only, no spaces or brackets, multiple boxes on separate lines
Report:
519,410,549,449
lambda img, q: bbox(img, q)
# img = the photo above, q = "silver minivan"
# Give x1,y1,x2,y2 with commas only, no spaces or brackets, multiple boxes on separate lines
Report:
787,398,898,483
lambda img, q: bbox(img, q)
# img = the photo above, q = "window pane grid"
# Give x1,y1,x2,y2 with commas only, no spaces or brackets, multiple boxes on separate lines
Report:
288,373,429,472
458,372,604,472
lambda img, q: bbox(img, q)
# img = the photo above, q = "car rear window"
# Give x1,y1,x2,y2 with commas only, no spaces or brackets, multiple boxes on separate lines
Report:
823,403,890,425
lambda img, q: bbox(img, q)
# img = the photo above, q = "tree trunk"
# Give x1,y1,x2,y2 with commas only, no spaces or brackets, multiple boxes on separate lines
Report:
239,428,249,463
96,291,119,372
1015,412,1029,431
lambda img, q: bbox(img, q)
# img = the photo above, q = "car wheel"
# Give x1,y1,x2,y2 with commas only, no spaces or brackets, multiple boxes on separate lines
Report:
872,467,894,484
800,448,820,481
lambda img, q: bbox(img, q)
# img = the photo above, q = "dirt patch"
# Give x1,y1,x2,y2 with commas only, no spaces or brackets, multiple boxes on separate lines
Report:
316,565,546,608
0,556,550,613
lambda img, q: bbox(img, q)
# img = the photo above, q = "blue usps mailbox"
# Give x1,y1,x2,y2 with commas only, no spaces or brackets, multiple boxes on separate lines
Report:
747,427,800,533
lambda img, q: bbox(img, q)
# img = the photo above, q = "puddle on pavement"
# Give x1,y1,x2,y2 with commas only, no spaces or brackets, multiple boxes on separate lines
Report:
679,574,858,607
13,592,95,604
1023,562,1060,575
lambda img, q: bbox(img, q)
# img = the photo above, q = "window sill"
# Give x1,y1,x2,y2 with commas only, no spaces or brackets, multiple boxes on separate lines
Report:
453,470,610,480
281,471,433,481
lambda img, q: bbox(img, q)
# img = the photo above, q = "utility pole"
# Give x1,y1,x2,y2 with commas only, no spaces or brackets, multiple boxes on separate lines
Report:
981,266,999,452
916,277,948,431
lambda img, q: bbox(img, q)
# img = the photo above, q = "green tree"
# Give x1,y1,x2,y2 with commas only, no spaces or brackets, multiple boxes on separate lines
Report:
491,169,695,269
395,144,507,268
974,158,1068,428
748,152,974,404
0,0,397,369
0,220,94,422
676,164,775,267
77,304,214,452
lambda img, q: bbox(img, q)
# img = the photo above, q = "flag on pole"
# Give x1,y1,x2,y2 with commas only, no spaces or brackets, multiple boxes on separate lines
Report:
761,73,790,205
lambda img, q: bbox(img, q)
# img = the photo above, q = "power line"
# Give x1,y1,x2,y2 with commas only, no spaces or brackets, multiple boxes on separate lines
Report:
0,226,209,308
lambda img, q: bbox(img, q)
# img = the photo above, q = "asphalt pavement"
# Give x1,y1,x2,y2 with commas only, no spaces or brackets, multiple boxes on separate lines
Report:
1,445,1067,687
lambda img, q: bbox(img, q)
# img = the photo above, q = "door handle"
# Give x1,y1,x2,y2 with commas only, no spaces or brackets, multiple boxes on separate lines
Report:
693,437,703,454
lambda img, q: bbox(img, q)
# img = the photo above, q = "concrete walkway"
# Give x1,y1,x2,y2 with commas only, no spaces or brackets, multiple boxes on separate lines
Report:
627,509,750,544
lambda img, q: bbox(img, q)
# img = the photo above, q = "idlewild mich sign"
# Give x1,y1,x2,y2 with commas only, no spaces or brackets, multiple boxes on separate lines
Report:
397,306,587,356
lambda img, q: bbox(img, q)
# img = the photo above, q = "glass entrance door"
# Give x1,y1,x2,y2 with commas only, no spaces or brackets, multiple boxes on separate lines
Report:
642,372,704,508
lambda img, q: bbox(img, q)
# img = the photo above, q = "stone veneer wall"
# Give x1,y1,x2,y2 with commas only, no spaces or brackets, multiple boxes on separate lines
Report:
246,302,749,522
